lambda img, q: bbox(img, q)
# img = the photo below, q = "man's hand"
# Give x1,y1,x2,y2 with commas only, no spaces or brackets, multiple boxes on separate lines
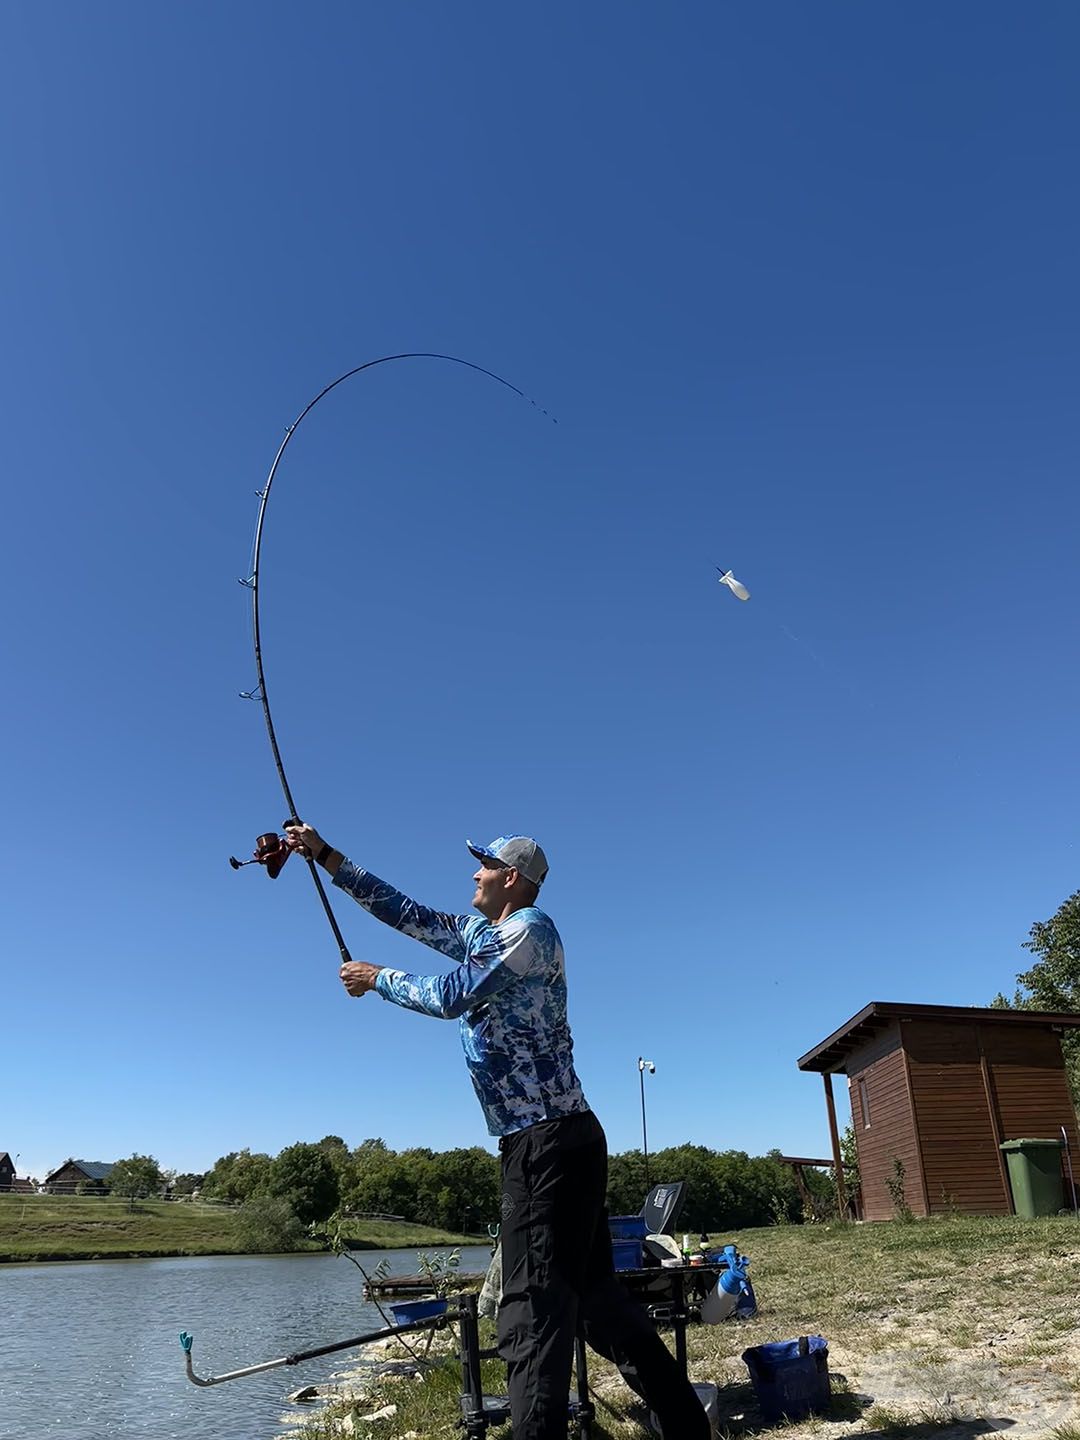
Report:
341,961,381,997
283,821,342,874
283,821,324,858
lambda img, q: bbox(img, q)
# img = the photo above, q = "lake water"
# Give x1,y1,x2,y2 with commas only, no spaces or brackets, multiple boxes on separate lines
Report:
0,1245,492,1440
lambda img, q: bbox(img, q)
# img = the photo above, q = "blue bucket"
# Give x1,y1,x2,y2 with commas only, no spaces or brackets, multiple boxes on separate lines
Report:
608,1215,647,1240
742,1335,829,1424
388,1297,448,1326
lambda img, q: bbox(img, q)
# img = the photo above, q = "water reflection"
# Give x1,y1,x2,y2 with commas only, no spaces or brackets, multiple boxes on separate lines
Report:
0,1246,491,1440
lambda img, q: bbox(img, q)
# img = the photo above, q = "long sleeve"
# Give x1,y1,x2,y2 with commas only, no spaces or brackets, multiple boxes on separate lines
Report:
373,916,544,1019
332,859,476,961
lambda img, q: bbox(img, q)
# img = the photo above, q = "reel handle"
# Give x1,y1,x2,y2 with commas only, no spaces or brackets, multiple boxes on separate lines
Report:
228,831,292,878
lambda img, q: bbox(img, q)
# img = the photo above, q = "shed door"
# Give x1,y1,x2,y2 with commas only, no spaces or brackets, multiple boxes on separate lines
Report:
904,1021,1010,1214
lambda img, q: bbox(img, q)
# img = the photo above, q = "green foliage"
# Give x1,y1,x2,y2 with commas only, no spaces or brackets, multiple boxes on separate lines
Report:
885,1156,914,1222
108,1154,164,1210
607,1144,808,1230
605,1148,649,1216
839,1121,861,1192
416,1247,462,1298
315,1135,352,1189
201,1149,273,1204
340,1140,498,1233
266,1142,340,1226
234,1195,306,1253
331,1135,837,1235
993,888,1080,1104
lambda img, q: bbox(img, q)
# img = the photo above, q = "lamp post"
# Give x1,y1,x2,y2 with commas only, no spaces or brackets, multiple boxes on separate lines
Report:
638,1058,655,1190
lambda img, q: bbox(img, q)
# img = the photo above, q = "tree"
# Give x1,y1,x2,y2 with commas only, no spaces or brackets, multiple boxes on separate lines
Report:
343,1139,415,1218
266,1142,339,1226
316,1135,355,1193
202,1149,272,1204
606,1149,649,1217
109,1154,164,1211
993,888,1080,1102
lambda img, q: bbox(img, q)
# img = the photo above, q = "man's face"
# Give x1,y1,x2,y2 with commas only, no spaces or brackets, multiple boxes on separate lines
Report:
472,857,512,918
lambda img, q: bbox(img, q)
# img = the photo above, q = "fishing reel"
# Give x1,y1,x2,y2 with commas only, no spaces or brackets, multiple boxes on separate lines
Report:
228,828,294,879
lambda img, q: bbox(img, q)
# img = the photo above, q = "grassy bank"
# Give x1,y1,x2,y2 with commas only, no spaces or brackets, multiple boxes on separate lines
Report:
290,1215,1080,1439
0,1195,482,1262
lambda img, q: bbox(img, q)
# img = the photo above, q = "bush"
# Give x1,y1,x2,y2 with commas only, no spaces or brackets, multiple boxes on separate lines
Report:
234,1196,306,1253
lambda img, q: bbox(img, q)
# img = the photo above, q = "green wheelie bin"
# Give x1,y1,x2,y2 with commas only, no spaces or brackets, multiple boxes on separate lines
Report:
1000,1138,1064,1218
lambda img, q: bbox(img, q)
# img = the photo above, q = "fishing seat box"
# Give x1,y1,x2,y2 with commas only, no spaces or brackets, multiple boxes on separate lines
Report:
609,1214,646,1271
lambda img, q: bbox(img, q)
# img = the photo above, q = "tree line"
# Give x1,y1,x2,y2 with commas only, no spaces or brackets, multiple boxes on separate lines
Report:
194,1135,833,1237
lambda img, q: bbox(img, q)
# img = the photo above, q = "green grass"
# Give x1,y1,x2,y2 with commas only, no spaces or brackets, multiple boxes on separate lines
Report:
0,1194,483,1262
861,1404,911,1432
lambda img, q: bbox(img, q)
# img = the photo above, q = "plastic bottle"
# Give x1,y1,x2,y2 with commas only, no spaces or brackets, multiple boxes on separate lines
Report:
701,1244,749,1324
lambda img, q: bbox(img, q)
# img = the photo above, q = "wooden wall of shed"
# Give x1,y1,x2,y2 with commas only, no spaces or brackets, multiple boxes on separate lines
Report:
982,1025,1080,1203
903,1021,1010,1215
845,1022,924,1221
982,1026,1079,1143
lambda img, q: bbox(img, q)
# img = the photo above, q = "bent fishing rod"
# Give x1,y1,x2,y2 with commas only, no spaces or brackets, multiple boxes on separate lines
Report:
228,353,555,962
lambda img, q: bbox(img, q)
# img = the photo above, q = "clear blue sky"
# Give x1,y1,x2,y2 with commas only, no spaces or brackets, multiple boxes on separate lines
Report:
3,3,1078,1184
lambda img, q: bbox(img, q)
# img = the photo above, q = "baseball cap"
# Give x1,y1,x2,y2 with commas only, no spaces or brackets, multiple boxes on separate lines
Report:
467,835,549,888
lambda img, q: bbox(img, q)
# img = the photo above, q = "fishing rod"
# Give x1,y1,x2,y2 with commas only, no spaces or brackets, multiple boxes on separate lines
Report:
180,1308,452,1387
228,353,555,962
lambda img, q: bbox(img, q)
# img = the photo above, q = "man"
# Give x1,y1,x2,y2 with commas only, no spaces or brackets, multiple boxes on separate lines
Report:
284,822,709,1440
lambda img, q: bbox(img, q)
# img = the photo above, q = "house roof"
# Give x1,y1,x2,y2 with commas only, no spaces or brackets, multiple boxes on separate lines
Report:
44,1159,115,1183
798,1001,1080,1075
0,1153,12,1167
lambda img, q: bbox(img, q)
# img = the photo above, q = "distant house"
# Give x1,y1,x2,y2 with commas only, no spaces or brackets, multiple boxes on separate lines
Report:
44,1159,116,1194
0,1153,14,1190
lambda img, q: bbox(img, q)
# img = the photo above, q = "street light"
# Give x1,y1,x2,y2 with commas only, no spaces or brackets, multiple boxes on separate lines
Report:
638,1058,656,1190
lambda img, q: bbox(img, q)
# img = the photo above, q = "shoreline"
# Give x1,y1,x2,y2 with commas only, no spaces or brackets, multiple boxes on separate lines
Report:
0,1196,485,1265
1,1239,485,1266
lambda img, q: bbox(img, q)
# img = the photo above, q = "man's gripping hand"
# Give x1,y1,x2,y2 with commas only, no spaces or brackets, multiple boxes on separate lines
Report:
283,822,341,873
341,961,381,997
283,821,322,857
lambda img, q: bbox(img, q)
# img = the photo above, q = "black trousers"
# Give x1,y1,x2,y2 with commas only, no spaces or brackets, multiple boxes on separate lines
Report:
497,1110,710,1440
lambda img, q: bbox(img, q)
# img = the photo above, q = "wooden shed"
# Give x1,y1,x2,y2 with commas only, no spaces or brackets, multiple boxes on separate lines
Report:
798,1003,1080,1220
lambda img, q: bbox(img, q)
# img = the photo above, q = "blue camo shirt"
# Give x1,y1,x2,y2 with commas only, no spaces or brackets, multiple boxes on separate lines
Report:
332,860,589,1137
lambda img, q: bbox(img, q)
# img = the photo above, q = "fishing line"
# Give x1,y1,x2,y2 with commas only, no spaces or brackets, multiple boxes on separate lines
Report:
233,353,556,963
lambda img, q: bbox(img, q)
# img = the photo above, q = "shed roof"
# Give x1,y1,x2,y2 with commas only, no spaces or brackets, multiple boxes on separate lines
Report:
798,1001,1080,1074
